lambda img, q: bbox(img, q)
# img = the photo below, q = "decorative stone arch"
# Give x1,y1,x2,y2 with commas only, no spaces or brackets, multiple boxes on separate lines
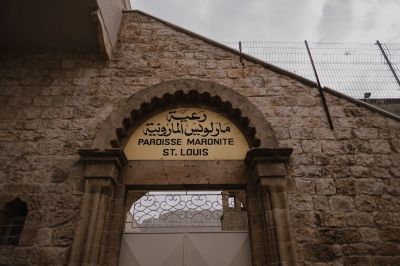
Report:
70,79,298,266
92,79,278,150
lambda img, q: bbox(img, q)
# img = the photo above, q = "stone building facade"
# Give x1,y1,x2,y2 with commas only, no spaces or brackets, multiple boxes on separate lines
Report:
0,9,400,266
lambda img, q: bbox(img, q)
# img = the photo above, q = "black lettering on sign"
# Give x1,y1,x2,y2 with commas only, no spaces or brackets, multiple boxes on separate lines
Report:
162,149,168,156
142,110,231,138
186,138,235,145
162,148,177,156
138,138,182,146
180,148,209,156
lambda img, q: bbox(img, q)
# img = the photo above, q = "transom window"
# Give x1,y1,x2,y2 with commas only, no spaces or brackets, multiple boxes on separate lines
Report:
125,190,248,233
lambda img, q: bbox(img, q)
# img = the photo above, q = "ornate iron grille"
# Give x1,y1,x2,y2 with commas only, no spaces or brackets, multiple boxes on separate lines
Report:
125,191,248,232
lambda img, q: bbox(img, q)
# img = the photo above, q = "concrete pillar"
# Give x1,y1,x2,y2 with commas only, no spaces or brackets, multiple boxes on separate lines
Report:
69,149,127,266
245,148,298,266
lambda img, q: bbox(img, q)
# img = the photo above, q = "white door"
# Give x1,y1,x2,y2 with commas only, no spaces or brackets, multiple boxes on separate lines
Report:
119,232,251,266
119,190,252,266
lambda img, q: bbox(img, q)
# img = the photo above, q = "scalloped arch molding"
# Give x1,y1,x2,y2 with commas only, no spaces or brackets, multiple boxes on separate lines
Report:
93,79,278,150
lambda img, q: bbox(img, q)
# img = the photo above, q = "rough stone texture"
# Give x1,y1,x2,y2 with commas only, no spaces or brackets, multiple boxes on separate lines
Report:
0,10,399,265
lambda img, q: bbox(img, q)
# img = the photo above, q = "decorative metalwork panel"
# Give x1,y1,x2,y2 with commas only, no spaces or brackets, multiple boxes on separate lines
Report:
125,191,248,232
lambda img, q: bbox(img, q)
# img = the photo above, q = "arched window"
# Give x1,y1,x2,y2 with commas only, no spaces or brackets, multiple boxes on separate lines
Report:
0,198,28,245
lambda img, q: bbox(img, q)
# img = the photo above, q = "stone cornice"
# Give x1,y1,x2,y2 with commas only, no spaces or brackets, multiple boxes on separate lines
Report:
245,147,293,167
245,147,293,179
78,148,128,170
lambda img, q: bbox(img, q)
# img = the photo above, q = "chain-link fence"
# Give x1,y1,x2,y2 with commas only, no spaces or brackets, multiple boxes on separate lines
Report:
225,41,400,115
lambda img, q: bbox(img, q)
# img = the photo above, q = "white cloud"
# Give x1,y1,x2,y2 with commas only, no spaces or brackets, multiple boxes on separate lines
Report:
131,0,400,42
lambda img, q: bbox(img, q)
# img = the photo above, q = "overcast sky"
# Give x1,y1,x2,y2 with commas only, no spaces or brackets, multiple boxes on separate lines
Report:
131,0,400,42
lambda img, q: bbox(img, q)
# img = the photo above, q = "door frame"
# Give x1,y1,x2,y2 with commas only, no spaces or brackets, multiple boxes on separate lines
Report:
68,80,298,266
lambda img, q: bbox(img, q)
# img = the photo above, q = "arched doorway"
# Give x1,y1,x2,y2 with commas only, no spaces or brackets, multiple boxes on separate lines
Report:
68,79,297,266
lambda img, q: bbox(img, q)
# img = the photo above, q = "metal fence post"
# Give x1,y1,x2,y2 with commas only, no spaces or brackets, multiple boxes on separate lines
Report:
304,40,334,130
376,40,400,90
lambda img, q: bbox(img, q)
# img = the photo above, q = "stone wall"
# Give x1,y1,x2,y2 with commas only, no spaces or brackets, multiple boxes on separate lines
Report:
0,10,399,265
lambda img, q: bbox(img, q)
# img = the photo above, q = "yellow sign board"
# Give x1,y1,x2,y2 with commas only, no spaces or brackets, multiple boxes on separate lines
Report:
124,108,249,160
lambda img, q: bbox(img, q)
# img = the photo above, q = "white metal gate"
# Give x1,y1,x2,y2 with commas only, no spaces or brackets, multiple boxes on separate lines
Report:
119,232,251,266
119,191,252,266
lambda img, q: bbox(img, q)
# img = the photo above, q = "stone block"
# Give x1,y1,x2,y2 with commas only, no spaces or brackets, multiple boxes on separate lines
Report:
334,179,356,196
72,78,90,86
313,196,330,211
385,179,400,196
52,221,75,247
0,246,17,264
301,140,322,153
374,154,394,167
380,228,400,242
390,139,400,153
295,178,316,194
322,212,347,227
37,228,53,246
291,154,314,166
303,243,335,262
355,195,376,212
391,167,400,177
19,228,37,246
377,195,400,211
350,166,370,178
329,196,355,212
355,153,375,167
227,69,243,78
342,243,375,256
47,210,77,227
346,212,374,227
316,179,336,195
393,212,400,226
318,228,362,244
15,247,38,264
359,228,380,242
312,154,331,166
371,256,400,266
38,247,68,266
313,127,336,140
289,194,313,211
289,127,314,140
51,168,69,183
342,140,372,154
294,228,316,242
321,140,343,154
296,95,317,107
343,256,370,266
372,167,392,178
353,128,378,140
291,212,314,228
376,243,400,256
370,140,392,153
356,179,384,195
374,212,394,226
334,128,353,140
